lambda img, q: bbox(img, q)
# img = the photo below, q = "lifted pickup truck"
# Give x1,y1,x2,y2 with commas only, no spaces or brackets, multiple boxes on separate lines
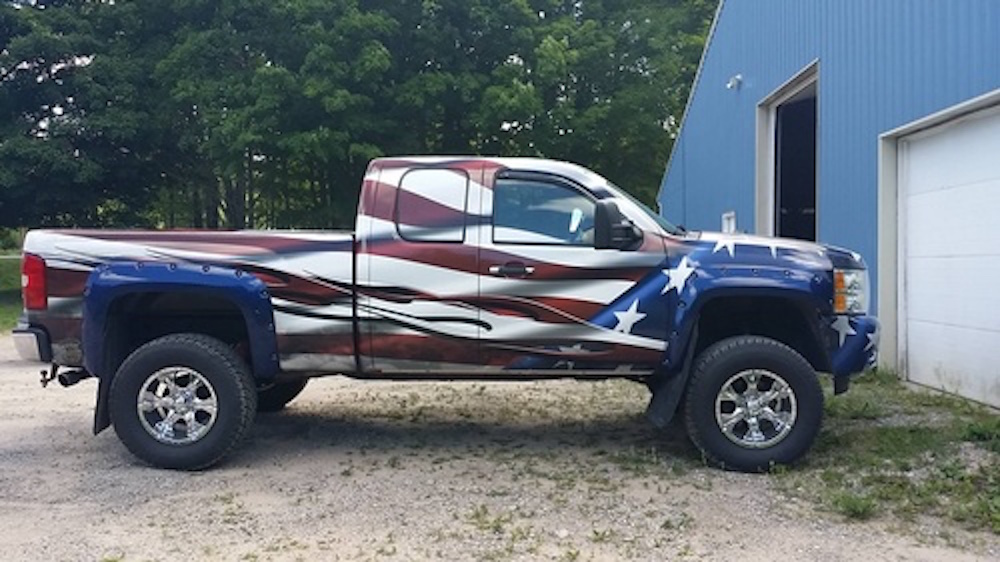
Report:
14,156,878,471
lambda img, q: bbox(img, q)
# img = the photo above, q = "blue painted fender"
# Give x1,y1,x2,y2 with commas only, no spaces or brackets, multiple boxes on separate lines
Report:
82,261,280,380
664,264,831,373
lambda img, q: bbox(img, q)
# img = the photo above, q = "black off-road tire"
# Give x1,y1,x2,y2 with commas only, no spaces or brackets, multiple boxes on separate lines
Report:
256,378,309,413
109,333,257,470
683,335,823,472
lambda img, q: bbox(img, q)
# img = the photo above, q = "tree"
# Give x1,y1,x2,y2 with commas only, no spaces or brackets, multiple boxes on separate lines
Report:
0,0,716,228
0,0,193,227
475,0,716,203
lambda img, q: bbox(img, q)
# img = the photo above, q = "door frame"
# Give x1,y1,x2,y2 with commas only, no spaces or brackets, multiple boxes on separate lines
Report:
755,60,819,237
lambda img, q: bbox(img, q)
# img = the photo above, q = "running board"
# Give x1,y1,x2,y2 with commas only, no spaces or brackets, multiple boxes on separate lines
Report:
340,369,655,382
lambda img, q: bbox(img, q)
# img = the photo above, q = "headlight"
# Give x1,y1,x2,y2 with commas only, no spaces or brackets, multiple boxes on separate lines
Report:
833,268,869,315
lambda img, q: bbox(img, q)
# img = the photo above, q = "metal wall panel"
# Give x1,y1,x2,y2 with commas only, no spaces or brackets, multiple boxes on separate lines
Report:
658,0,1000,304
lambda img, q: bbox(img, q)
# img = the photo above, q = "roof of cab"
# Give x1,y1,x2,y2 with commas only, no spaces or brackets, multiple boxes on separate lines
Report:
370,156,610,190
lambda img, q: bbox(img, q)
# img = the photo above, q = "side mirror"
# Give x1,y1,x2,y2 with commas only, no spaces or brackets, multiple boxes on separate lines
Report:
595,200,643,250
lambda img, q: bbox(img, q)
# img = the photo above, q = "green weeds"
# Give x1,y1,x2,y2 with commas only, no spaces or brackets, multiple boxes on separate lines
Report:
831,491,878,520
777,368,1000,532
0,258,20,331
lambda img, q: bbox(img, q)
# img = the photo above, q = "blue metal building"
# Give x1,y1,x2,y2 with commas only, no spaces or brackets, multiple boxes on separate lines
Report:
658,0,1000,405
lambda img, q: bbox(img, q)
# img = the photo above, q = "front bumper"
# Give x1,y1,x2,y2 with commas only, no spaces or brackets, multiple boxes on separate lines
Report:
12,325,52,363
828,314,879,377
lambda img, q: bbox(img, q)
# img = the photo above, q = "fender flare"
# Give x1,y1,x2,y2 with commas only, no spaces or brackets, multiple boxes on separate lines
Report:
665,283,829,375
83,261,280,380
647,285,827,429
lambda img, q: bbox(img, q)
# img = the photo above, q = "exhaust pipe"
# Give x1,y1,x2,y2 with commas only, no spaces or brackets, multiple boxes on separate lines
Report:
57,369,91,388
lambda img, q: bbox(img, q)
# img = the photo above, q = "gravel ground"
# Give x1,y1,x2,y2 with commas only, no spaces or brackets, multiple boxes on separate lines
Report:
0,338,996,561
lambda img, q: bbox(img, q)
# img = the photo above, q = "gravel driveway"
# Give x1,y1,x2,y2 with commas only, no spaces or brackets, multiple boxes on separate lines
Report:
0,338,995,561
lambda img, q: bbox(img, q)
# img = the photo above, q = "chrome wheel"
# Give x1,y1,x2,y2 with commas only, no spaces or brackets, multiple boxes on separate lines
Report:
715,369,797,449
137,366,219,446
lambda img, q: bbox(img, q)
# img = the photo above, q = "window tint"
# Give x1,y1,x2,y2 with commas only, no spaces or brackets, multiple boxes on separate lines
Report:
493,178,596,246
396,169,468,243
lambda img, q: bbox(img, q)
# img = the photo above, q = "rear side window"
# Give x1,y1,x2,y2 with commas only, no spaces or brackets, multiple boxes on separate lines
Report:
493,178,596,246
396,169,469,243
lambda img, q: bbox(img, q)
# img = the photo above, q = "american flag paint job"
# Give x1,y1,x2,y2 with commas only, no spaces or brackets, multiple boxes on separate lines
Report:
21,156,878,380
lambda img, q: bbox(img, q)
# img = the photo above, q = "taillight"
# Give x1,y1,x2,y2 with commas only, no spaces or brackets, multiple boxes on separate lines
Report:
22,253,47,311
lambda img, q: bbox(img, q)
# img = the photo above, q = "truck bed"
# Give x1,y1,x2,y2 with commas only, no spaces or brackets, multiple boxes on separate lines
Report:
22,229,357,369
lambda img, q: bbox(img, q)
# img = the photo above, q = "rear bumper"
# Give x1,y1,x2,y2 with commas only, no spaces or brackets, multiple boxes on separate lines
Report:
12,325,52,363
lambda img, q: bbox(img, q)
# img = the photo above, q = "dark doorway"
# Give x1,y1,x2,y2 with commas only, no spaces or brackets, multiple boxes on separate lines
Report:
775,92,817,241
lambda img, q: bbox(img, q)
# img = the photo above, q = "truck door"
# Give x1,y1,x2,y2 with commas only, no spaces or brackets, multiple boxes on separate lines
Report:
357,162,485,373
476,170,669,373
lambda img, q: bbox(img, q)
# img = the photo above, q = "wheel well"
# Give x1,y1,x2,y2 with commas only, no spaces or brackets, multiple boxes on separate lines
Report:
102,291,250,377
692,296,828,372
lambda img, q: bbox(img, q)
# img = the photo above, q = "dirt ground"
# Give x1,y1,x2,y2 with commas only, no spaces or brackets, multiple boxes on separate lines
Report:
0,338,996,562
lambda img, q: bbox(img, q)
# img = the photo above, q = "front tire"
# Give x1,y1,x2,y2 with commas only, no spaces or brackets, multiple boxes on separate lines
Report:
109,333,257,470
683,336,823,472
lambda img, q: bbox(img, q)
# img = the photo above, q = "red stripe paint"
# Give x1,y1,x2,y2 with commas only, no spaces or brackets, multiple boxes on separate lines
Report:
364,238,650,282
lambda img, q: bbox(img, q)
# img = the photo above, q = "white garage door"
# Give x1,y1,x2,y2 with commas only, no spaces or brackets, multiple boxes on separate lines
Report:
899,104,1000,407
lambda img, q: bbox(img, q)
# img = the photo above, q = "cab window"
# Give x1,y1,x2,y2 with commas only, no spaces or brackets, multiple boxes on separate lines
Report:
493,178,596,246
396,169,469,243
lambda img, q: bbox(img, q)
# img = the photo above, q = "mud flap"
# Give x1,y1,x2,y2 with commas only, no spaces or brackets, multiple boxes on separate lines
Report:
645,368,691,429
646,325,698,429
93,375,112,435
833,374,851,395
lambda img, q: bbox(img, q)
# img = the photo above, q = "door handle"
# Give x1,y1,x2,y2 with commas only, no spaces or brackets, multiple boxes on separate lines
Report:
488,262,535,278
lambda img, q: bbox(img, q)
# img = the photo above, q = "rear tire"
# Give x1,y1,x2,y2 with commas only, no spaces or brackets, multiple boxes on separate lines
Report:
683,335,823,472
109,333,257,470
256,378,309,412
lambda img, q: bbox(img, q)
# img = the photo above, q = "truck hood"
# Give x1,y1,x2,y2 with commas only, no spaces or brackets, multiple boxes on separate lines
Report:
694,231,866,270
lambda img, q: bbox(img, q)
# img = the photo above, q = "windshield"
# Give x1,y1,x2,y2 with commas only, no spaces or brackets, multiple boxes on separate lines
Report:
610,183,685,236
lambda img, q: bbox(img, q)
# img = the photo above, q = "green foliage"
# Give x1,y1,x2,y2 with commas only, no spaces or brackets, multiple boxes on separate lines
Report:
962,417,1000,454
1,0,716,229
832,491,878,520
0,257,21,331
1,1,170,226
0,229,23,252
776,371,1000,533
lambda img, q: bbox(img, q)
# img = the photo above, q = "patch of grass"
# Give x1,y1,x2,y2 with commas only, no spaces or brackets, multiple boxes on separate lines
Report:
832,491,878,520
824,394,887,420
962,417,1000,454
659,511,692,530
775,369,1000,532
0,257,21,332
828,425,954,470
467,504,514,534
558,549,580,562
605,443,692,478
951,476,1000,532
215,491,237,505
589,528,615,543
